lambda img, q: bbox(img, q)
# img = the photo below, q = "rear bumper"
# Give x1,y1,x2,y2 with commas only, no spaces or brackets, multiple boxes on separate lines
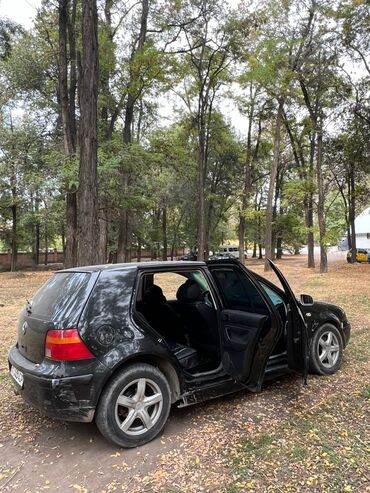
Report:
8,345,107,422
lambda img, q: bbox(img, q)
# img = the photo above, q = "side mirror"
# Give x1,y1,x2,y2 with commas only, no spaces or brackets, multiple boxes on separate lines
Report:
300,293,314,306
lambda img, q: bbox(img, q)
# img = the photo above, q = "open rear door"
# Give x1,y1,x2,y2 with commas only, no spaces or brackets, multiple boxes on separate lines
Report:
267,259,309,384
209,263,282,392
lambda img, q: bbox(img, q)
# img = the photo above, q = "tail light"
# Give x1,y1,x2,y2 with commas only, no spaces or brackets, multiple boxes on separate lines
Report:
45,329,95,361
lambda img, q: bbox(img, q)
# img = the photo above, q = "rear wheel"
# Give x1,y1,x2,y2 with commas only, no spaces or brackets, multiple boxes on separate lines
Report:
309,324,343,375
96,363,171,448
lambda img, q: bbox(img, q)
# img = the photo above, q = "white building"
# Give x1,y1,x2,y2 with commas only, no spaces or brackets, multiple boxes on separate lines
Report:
338,207,370,250
354,207,370,248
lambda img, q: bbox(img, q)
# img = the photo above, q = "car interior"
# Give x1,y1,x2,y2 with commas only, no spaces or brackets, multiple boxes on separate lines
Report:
135,270,220,374
134,269,289,375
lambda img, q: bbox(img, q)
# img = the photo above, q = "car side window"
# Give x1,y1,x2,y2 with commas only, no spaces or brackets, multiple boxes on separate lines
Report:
211,268,267,313
153,272,188,300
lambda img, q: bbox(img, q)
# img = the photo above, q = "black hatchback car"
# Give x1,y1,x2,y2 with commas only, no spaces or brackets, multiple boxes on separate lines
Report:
8,259,351,448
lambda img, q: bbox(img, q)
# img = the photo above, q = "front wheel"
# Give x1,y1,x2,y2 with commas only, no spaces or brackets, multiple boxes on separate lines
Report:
96,363,171,448
309,323,343,375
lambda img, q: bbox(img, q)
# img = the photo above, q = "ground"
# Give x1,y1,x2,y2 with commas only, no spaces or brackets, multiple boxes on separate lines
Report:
0,253,369,493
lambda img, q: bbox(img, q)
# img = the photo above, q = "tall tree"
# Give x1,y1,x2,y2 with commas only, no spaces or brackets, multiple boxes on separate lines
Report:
116,0,149,263
77,0,100,266
178,0,230,260
58,0,78,268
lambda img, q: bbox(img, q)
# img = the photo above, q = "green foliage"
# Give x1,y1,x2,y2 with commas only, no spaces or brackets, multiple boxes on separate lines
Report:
0,0,368,266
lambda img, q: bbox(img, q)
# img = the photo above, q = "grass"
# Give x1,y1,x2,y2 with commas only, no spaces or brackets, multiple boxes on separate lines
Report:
0,255,369,493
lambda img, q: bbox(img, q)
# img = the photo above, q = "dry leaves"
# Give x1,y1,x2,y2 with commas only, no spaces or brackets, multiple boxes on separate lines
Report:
0,257,369,492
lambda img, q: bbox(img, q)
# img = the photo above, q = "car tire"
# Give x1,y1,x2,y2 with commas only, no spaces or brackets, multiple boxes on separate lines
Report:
95,363,171,448
309,323,343,375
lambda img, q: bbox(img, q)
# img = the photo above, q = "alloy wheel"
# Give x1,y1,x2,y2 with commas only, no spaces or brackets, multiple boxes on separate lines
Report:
318,330,340,369
115,378,163,436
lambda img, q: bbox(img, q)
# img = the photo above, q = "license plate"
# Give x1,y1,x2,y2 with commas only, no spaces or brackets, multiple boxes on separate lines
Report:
10,365,24,388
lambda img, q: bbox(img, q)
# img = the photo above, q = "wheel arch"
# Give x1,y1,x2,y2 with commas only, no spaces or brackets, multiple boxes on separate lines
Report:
97,353,182,407
316,319,346,347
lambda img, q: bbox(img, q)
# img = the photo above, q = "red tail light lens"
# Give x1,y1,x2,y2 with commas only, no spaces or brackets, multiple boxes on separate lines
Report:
45,329,95,361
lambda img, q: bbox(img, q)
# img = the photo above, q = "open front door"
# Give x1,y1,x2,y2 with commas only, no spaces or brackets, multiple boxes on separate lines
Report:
267,259,309,383
209,264,282,392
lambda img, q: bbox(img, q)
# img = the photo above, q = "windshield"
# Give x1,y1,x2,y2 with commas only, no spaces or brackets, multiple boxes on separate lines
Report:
259,282,284,306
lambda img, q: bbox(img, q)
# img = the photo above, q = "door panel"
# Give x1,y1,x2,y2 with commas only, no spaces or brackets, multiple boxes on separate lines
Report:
267,259,309,383
208,264,282,391
221,309,268,382
222,310,267,349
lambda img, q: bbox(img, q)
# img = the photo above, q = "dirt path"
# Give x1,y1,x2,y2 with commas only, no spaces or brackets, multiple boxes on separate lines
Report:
0,253,369,492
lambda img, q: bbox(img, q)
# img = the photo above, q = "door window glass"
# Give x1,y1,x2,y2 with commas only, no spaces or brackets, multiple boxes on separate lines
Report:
211,268,267,313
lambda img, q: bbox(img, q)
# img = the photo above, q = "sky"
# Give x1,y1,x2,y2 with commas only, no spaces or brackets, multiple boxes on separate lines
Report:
1,0,41,28
1,0,248,133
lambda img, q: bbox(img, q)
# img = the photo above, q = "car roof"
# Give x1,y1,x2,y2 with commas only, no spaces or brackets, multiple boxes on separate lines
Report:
59,260,207,274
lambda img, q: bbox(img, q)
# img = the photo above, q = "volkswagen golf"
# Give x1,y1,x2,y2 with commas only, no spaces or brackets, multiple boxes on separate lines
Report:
8,259,351,448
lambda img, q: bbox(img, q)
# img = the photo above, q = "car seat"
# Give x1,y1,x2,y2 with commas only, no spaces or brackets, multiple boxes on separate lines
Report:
176,280,219,355
139,284,187,345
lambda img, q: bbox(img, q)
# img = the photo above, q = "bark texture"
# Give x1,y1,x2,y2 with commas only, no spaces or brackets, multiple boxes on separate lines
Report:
58,0,78,268
77,0,100,266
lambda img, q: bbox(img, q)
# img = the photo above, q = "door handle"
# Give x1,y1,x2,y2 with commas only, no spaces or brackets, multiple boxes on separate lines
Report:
222,313,229,321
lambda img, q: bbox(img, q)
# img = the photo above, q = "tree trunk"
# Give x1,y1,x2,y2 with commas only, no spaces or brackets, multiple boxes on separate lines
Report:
67,0,78,147
252,242,257,258
162,207,167,261
307,135,315,268
197,122,207,261
35,221,40,266
117,0,149,263
264,98,284,271
61,224,66,257
10,203,17,272
59,0,78,268
349,164,356,263
283,110,315,268
316,118,327,273
65,192,77,267
44,226,48,266
276,236,283,259
258,243,263,259
34,192,40,266
77,0,99,266
98,206,109,264
171,212,184,261
239,87,256,263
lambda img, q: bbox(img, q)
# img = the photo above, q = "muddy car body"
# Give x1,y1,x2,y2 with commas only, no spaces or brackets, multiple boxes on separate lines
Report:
9,259,351,447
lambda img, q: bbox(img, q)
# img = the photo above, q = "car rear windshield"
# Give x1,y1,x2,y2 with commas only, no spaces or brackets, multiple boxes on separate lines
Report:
30,272,91,322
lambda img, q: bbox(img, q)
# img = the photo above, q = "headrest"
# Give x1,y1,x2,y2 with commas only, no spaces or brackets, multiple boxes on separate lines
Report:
143,284,166,305
176,280,203,303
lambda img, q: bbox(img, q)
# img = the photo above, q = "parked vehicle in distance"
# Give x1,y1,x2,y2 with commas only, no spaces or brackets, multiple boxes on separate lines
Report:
179,252,197,261
9,259,351,448
209,252,236,260
218,244,240,258
346,248,370,263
